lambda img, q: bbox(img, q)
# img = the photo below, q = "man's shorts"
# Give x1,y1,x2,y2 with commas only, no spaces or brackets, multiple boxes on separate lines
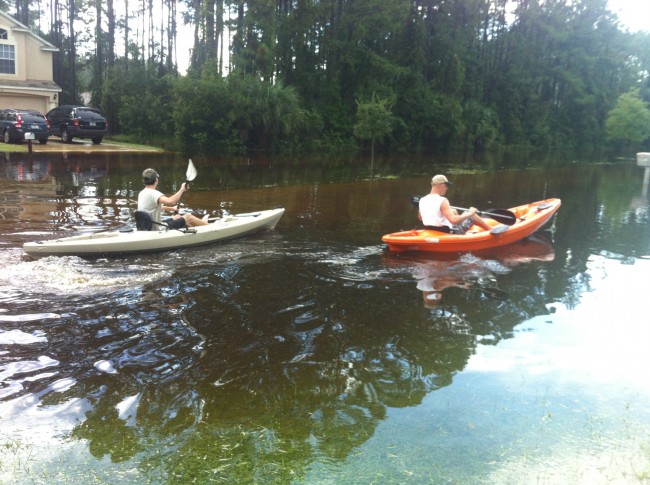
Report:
450,218,473,234
165,216,187,229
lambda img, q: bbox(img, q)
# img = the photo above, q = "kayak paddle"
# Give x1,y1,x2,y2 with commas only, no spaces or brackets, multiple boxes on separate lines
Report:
186,158,198,185
451,206,516,226
411,195,517,226
177,159,197,210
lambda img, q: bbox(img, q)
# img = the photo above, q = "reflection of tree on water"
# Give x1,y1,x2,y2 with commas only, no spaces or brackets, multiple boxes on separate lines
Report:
5,158,650,482
0,153,110,186
71,384,143,463
2,239,558,482
49,247,556,482
0,154,121,237
631,153,650,215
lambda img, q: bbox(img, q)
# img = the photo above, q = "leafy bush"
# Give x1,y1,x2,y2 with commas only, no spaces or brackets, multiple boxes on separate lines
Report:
173,74,310,154
605,89,650,146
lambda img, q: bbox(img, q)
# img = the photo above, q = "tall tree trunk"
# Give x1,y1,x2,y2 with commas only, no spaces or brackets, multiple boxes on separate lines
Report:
124,0,129,63
106,0,117,132
68,0,77,103
148,0,154,62
190,0,200,69
217,0,223,73
107,0,115,68
167,0,177,70
15,0,29,25
159,0,164,66
51,0,62,92
205,0,215,60
95,0,103,85
140,0,146,64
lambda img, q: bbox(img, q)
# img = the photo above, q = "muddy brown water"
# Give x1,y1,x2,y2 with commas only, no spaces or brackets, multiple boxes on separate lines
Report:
1,152,649,483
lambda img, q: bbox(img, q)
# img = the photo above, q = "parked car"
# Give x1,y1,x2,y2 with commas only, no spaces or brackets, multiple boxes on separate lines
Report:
46,105,108,145
0,109,50,144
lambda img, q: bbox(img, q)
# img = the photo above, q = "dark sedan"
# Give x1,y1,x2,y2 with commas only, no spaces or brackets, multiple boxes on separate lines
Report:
0,109,50,144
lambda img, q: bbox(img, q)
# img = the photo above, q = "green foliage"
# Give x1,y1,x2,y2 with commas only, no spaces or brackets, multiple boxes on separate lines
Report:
173,74,310,154
96,61,177,140
28,0,650,156
395,84,464,152
462,100,500,153
227,75,306,150
173,74,243,154
354,94,395,168
605,90,650,145
353,95,394,144
118,78,176,142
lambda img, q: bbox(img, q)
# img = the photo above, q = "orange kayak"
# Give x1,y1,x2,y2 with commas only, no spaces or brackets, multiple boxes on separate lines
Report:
382,198,561,253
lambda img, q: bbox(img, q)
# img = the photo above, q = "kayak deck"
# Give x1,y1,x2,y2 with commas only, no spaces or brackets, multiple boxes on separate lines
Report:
382,198,561,253
23,208,285,257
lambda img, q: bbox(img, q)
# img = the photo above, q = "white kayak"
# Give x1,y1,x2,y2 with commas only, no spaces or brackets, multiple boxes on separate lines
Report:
23,207,285,258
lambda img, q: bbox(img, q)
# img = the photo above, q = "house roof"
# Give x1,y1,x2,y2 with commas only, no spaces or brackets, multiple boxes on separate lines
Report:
0,11,59,52
0,79,61,92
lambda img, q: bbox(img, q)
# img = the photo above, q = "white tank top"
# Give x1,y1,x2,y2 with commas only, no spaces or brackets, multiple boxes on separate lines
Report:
419,194,452,228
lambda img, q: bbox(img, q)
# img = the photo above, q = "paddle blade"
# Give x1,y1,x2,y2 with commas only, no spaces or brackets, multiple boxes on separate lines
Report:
178,159,197,209
186,159,197,182
489,224,509,235
481,209,517,226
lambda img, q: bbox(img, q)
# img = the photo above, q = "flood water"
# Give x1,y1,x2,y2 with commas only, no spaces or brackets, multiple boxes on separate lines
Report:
1,151,649,484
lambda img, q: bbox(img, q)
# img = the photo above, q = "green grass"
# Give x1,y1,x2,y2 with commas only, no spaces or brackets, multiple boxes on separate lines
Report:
0,137,166,153
104,138,166,151
108,134,175,151
0,142,28,152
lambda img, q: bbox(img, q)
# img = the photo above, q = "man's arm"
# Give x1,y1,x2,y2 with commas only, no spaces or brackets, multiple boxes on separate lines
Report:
440,199,475,225
158,183,188,207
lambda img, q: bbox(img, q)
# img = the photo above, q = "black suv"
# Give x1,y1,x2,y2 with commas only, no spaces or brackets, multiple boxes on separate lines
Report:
46,105,108,145
0,109,50,144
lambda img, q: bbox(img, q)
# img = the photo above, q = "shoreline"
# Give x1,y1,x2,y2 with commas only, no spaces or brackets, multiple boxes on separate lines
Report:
2,138,164,154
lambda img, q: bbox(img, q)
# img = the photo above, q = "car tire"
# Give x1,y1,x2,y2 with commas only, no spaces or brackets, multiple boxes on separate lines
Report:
61,128,73,143
92,137,103,145
39,139,48,145
3,130,12,144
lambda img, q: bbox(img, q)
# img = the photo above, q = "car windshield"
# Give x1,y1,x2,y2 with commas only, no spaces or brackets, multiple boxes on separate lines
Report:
18,112,46,122
76,108,104,120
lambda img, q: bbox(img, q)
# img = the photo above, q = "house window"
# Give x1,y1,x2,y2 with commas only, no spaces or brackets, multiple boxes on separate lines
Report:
0,44,16,74
0,29,7,40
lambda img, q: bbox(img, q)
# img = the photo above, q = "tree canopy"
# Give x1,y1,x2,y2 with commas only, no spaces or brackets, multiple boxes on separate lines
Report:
605,90,650,145
7,0,650,156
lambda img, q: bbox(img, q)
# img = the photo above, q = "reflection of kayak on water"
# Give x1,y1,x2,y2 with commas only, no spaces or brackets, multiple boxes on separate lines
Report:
474,233,555,265
382,198,560,253
408,234,555,307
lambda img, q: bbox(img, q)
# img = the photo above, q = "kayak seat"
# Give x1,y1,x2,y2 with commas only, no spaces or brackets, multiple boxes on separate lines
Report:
135,211,169,231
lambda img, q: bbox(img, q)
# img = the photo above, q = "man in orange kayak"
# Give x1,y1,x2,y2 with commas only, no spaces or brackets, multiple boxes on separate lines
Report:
418,174,492,234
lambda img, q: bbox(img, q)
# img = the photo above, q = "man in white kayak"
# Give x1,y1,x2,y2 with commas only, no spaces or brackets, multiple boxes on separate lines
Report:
138,168,209,229
418,174,491,234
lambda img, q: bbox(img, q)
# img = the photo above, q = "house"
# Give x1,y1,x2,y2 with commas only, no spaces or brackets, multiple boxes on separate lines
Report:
0,11,61,114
